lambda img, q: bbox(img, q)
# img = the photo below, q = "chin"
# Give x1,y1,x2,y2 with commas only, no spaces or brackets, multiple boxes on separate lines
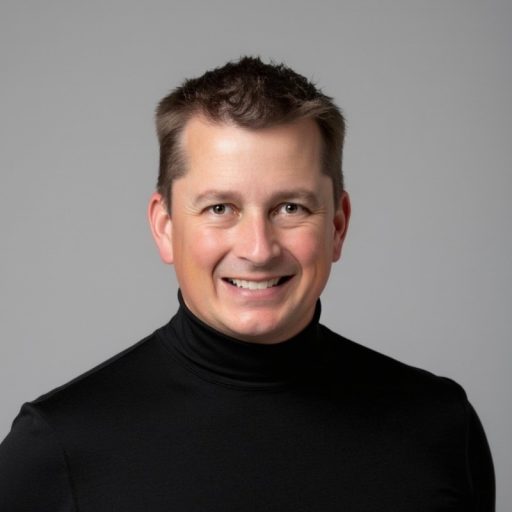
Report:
224,315,294,344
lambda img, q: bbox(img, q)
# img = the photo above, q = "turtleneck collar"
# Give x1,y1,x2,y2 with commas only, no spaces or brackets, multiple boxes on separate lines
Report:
158,291,327,389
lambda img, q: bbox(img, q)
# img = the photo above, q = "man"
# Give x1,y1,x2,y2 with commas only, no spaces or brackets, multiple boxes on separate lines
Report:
0,57,494,511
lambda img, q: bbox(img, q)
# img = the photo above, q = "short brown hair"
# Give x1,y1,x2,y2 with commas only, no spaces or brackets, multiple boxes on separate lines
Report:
155,56,345,209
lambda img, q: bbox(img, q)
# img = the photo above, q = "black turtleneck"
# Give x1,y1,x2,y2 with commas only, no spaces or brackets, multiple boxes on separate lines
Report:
0,296,495,511
166,291,327,389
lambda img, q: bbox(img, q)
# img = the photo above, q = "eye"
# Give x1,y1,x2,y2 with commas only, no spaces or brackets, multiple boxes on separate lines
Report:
278,202,306,215
206,203,234,216
284,203,299,214
211,204,226,214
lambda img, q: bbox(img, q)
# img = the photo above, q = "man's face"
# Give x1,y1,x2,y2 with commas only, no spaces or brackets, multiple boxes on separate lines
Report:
149,115,350,344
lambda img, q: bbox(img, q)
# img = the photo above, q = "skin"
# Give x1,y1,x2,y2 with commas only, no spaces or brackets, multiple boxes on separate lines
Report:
148,115,350,344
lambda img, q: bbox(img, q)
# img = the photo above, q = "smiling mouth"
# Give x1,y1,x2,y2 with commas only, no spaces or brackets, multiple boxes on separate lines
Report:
223,276,293,290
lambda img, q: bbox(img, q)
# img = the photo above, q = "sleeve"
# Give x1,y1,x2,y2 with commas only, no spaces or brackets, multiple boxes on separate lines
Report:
466,402,495,512
0,403,77,512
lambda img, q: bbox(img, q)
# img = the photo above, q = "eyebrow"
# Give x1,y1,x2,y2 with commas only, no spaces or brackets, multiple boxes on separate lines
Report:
192,190,242,207
270,189,321,207
192,188,321,207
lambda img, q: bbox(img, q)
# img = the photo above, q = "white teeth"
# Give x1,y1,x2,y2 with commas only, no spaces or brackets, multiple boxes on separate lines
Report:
228,278,281,290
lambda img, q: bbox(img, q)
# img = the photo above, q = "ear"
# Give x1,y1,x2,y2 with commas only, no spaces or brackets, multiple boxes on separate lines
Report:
332,191,351,262
148,192,174,264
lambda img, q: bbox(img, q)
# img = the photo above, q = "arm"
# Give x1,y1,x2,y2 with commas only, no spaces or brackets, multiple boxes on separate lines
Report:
466,402,495,511
0,404,77,511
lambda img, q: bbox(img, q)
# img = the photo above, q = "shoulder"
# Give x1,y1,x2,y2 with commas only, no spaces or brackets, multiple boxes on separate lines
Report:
318,323,469,415
0,324,175,509
318,325,495,509
0,402,78,510
25,325,174,427
318,324,484,463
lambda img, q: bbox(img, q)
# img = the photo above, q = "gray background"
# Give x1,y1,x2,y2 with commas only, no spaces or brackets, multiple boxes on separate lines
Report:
1,1,510,508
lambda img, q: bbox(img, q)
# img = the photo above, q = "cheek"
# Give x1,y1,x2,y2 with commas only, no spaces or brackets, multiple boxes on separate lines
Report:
174,230,227,297
184,229,229,269
284,228,331,265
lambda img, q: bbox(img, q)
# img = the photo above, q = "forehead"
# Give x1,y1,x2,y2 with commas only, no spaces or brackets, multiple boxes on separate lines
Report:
180,115,323,180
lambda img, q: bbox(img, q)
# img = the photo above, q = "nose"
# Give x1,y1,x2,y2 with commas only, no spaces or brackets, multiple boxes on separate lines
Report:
233,211,281,265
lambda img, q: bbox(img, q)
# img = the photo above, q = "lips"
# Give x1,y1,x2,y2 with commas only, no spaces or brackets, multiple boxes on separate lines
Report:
224,276,292,290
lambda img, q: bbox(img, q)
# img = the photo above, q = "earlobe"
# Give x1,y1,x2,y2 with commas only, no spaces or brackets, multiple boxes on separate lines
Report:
148,192,174,264
332,191,351,262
